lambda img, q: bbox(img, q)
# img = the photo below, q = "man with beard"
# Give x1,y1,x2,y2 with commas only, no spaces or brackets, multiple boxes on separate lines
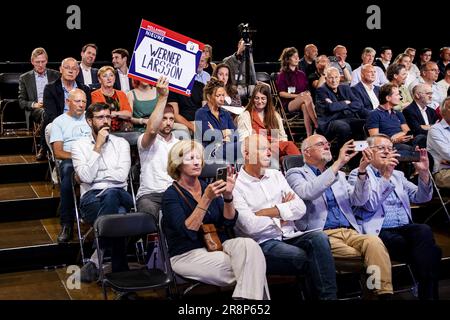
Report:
71,102,133,282
49,89,91,243
76,43,99,89
135,77,176,219
285,135,394,299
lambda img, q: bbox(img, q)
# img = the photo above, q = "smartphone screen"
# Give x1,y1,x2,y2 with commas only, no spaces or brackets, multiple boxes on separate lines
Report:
353,140,368,151
216,167,228,182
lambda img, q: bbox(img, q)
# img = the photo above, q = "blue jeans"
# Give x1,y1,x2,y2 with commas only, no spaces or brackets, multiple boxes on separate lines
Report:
80,188,133,225
80,188,134,272
259,231,337,300
59,159,75,226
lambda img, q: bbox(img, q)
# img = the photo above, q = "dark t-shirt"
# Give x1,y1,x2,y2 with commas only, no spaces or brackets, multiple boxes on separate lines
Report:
168,81,204,121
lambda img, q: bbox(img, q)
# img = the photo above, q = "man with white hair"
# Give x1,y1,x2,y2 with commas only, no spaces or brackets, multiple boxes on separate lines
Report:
286,135,393,299
351,64,380,117
351,47,388,87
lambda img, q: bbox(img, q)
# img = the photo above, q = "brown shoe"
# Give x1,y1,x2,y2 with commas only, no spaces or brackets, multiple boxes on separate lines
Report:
36,148,47,161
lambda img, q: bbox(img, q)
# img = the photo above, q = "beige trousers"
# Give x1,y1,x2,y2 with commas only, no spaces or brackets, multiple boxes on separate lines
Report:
171,237,270,300
434,169,450,188
324,228,393,294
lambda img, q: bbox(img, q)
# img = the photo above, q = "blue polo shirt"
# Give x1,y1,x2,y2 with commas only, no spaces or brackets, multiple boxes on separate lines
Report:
366,106,406,137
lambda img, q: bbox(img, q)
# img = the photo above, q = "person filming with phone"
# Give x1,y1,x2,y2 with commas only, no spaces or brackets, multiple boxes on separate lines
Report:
348,133,441,300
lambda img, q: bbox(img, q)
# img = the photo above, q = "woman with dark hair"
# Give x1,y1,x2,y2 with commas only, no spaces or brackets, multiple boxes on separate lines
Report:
195,77,241,162
162,140,270,300
276,47,318,137
212,63,242,107
237,84,300,158
203,44,217,75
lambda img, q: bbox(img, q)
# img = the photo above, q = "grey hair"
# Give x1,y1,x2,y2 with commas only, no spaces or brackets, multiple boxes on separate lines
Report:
367,134,391,147
325,66,340,77
300,138,311,154
362,47,376,56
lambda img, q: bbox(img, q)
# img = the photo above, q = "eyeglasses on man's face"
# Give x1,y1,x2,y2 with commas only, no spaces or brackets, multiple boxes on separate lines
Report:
371,145,394,152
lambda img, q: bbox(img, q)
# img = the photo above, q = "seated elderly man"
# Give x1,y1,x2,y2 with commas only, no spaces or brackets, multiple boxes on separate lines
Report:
348,134,441,300
427,97,450,187
285,135,393,299
233,134,337,300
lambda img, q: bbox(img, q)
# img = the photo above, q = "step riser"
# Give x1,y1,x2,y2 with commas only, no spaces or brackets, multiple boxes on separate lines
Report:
0,198,59,223
0,137,34,155
0,163,48,183
0,244,80,273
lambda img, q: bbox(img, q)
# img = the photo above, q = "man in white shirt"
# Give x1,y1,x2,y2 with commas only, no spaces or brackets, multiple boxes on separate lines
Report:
72,102,133,278
50,89,91,243
136,77,177,218
76,43,99,89
351,64,380,118
233,134,337,300
409,62,446,110
351,47,388,87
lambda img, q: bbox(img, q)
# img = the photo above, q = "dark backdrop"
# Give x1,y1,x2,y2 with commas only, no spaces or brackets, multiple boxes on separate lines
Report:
1,0,448,70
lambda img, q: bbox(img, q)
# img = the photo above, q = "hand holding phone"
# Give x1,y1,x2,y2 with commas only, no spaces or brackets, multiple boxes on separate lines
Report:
216,167,228,182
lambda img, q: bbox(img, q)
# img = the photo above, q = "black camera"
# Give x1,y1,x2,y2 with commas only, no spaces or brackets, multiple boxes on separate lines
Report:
238,23,252,43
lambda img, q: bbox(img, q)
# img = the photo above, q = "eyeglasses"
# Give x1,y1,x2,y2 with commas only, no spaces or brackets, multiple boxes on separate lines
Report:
425,69,439,72
71,99,87,104
93,115,112,120
306,141,330,149
420,91,433,96
371,145,394,152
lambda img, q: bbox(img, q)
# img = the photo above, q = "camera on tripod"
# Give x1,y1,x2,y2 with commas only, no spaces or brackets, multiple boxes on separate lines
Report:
238,23,253,44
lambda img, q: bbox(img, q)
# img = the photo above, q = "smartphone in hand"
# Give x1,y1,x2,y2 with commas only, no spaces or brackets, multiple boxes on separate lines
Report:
353,140,369,151
216,167,228,182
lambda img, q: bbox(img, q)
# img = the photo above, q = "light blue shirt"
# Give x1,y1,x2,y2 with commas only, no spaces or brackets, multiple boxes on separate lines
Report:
427,118,450,173
34,70,49,102
195,70,211,85
49,113,91,152
62,81,78,112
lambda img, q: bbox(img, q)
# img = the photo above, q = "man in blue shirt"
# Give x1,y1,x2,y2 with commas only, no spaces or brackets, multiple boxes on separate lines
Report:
348,134,441,300
286,135,393,298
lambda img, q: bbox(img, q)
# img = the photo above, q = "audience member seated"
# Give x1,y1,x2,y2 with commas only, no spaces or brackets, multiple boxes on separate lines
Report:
285,136,393,299
49,89,91,243
112,48,132,93
135,77,178,218
350,47,388,87
43,57,91,158
403,84,439,139
427,97,450,188
437,63,450,98
76,43,99,90
416,48,433,70
212,63,242,107
91,66,132,132
308,55,330,101
437,47,450,82
168,80,204,134
394,53,419,89
195,52,211,85
409,62,445,110
194,78,240,163
329,45,352,85
315,67,366,157
299,44,318,77
162,140,270,300
351,64,380,117
386,63,413,110
237,84,300,163
203,44,217,76
233,134,337,300
366,83,425,150
127,79,158,132
373,46,392,74
276,47,318,137
72,102,133,281
348,134,441,300
403,48,421,85
18,47,60,161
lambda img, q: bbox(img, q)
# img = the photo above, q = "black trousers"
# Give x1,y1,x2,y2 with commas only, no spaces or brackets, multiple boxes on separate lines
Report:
379,223,442,300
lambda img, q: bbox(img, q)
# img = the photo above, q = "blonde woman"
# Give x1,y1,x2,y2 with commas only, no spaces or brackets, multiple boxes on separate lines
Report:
162,140,270,300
